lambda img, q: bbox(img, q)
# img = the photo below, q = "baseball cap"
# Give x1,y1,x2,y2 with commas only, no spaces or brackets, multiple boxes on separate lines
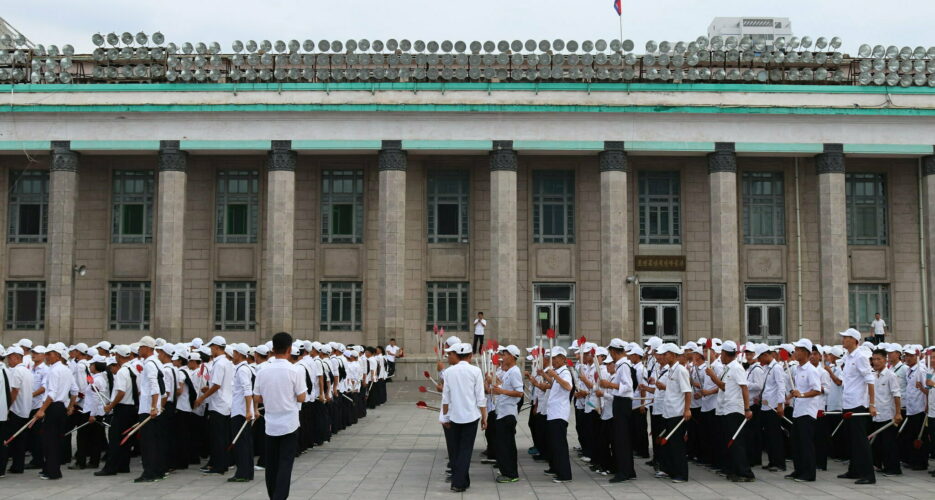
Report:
792,338,814,352
106,356,118,366
838,328,861,340
113,345,132,357
95,341,112,351
721,340,738,353
627,345,645,357
594,346,609,358
445,336,462,348
6,345,24,356
498,345,521,357
607,338,627,350
138,336,156,348
445,343,472,355
884,343,902,353
232,343,249,356
551,346,567,357
754,344,771,358
17,338,33,349
33,345,47,354
254,345,270,356
644,336,663,350
157,343,175,356
206,335,226,347
91,354,106,364
191,338,204,348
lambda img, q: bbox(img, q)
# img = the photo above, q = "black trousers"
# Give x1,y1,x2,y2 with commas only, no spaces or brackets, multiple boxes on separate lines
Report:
826,413,847,459
40,402,66,479
2,413,29,473
747,407,762,466
253,414,267,467
632,406,649,458
687,407,702,460
139,411,166,479
471,335,484,356
814,413,830,470
697,410,715,466
387,360,396,378
298,401,312,451
900,413,928,469
184,411,205,465
546,418,572,481
493,415,518,478
595,417,615,473
791,415,817,481
230,415,254,479
207,410,231,473
761,407,785,468
649,413,664,464
611,397,635,479
442,422,454,469
844,406,875,481
449,419,479,489
484,410,497,458
661,416,688,480
101,405,135,473
720,413,754,479
532,413,549,460
74,413,104,468
265,430,298,500
28,408,43,467
169,406,189,470
871,421,901,474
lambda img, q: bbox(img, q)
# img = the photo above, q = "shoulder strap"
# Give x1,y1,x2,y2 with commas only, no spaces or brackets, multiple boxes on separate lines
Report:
2,369,10,413
126,366,140,406
182,370,197,408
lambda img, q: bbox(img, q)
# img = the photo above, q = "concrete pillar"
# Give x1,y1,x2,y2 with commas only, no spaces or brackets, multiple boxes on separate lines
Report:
264,140,296,335
922,153,935,341
377,140,406,346
47,141,79,343
599,141,629,343
489,141,518,346
708,142,741,341
153,141,188,341
816,144,849,342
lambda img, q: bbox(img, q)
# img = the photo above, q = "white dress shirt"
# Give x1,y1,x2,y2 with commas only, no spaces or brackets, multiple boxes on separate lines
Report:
842,348,875,409
903,363,926,415
207,355,234,415
0,366,9,421
113,364,136,406
872,368,900,423
715,359,748,416
138,355,164,415
612,358,634,398
441,360,486,424
232,361,255,417
600,365,615,420
822,364,844,411
32,363,49,410
473,318,487,336
701,360,722,412
746,364,765,404
891,362,909,404
45,362,74,404
385,345,399,362
82,372,108,416
758,360,786,410
177,367,202,414
546,366,572,421
792,362,823,418
9,364,34,418
661,362,692,419
494,365,523,419
254,358,306,436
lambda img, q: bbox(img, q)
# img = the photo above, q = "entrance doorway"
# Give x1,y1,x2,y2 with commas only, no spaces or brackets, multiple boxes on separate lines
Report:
639,284,680,343
532,284,574,346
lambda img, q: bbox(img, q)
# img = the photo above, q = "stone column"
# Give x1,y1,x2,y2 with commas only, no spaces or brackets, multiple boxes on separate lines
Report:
599,141,629,343
921,154,935,337
377,140,406,346
816,144,849,342
264,140,296,335
708,142,741,341
489,141,518,346
153,141,188,341
47,141,79,343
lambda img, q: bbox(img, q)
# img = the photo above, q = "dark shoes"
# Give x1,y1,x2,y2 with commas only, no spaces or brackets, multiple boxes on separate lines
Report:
855,478,876,485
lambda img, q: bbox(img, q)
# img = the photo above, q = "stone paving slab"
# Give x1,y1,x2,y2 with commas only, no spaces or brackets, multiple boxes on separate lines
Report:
1,381,932,499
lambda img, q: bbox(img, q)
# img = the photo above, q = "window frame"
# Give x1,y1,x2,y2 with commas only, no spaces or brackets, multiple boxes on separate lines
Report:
109,281,151,330
112,170,155,244
848,283,890,333
5,281,45,330
742,171,786,245
215,170,260,244
427,170,470,243
321,170,364,244
8,170,49,244
425,281,469,331
532,170,575,244
214,281,257,331
638,171,681,245
845,173,888,246
320,281,363,331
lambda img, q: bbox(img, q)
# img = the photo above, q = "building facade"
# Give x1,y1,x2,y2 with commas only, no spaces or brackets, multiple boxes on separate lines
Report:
1,83,934,376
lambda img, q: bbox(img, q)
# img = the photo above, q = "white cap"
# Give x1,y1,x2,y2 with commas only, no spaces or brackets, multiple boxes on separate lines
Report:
95,341,112,351
113,345,132,357
206,335,226,347
445,336,462,348
73,342,88,353
173,350,189,361
498,345,521,357
224,345,234,357
644,336,663,350
106,356,118,366
793,338,814,352
320,344,332,354
254,345,271,356
445,343,472,355
627,345,645,357
550,346,567,357
91,354,107,364
231,343,249,356
157,343,175,356
33,345,47,354
607,338,627,350
721,340,738,353
683,343,702,355
290,344,301,356
6,345,24,356
154,338,166,347
594,346,609,358
743,342,756,353
579,342,597,354
838,328,861,340
862,341,876,350
49,344,67,358
191,338,204,348
138,336,156,348
884,343,902,353
754,344,771,358
17,338,33,349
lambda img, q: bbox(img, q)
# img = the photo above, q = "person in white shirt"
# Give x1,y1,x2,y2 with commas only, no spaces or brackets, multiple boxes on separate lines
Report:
440,343,487,492
384,339,403,380
628,346,650,460
899,347,928,469
655,343,692,483
229,343,256,482
195,335,234,475
821,347,846,461
788,339,823,482
539,346,574,483
2,346,34,474
869,349,902,476
472,312,487,355
706,340,755,482
838,328,877,484
871,313,886,343
96,345,136,476
490,344,523,483
74,355,108,470
599,338,636,482
755,346,786,471
33,344,76,480
254,332,307,500
744,347,765,468
134,336,164,483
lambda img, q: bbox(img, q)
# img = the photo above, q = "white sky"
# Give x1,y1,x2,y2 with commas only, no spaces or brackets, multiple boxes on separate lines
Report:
5,0,934,53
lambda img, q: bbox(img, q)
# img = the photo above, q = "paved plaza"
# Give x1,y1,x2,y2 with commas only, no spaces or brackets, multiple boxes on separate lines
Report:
1,381,932,499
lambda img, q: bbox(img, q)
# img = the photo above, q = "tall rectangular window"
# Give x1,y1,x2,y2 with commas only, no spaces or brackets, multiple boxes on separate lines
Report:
216,171,259,243
8,170,49,243
110,282,151,330
846,173,887,245
6,281,45,330
427,171,469,243
320,281,363,331
532,171,575,243
849,283,890,333
639,171,680,244
112,170,155,243
742,172,785,245
214,281,257,331
321,170,364,243
426,282,469,331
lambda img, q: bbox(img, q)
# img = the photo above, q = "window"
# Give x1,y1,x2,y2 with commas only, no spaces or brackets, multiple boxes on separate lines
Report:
112,170,154,243
846,173,887,245
427,171,469,243
214,281,256,331
426,282,469,331
744,284,785,344
8,170,48,243
639,171,681,244
320,282,363,331
532,171,575,243
639,284,680,343
321,170,364,244
849,284,890,333
110,282,151,330
216,171,259,243
742,172,785,245
6,281,44,330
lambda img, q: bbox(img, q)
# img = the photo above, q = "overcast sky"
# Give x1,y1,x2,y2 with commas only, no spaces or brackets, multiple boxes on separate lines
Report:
5,0,933,53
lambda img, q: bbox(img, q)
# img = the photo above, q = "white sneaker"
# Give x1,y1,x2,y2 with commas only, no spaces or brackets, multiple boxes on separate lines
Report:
552,478,571,483
581,457,591,463
254,465,265,471
654,471,669,479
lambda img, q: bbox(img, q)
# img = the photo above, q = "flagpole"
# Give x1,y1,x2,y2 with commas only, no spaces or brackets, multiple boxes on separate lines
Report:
617,2,624,53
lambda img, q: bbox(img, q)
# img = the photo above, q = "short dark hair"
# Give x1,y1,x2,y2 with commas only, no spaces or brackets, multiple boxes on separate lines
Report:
872,349,887,357
456,352,471,360
389,338,396,342
272,332,293,355
477,311,484,315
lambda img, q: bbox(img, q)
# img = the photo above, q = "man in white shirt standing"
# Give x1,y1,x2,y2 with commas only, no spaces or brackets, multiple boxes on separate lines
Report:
900,346,928,470
472,312,487,356
228,343,256,482
540,346,574,483
195,335,234,476
254,332,307,500
871,313,886,344
706,340,755,482
599,338,636,483
656,343,692,483
384,339,403,380
491,345,524,483
440,343,487,493
788,339,823,482
135,336,164,483
33,344,75,480
838,328,877,485
2,346,33,474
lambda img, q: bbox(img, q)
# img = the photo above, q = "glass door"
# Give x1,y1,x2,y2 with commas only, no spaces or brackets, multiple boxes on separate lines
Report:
639,284,681,343
532,284,574,346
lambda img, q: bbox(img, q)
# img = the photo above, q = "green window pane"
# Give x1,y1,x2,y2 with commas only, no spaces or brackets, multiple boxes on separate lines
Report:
121,204,144,235
331,204,353,235
227,204,248,235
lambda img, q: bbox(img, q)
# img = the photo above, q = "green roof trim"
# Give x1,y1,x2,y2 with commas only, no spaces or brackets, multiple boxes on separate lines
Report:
292,140,382,150
843,144,935,155
179,140,272,150
0,140,52,151
402,140,493,150
70,140,161,151
513,140,605,151
735,142,825,154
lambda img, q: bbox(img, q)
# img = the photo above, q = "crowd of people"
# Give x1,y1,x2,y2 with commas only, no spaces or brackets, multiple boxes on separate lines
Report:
433,329,935,492
0,333,392,499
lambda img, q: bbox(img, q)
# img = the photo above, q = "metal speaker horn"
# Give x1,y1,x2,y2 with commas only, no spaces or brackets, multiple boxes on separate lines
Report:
92,33,105,47
359,39,371,52
414,40,426,52
106,32,119,46
121,32,134,45
136,32,148,45
553,39,565,51
566,40,578,52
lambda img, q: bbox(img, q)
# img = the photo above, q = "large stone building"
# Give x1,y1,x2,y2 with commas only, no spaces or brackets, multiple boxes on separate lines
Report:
2,38,935,376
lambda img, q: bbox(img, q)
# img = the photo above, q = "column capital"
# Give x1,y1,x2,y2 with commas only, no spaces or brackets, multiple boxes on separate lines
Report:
599,141,628,172
51,141,78,172
378,140,407,171
707,142,737,173
267,140,296,172
158,140,188,172
490,140,517,171
816,143,845,174
923,154,935,176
